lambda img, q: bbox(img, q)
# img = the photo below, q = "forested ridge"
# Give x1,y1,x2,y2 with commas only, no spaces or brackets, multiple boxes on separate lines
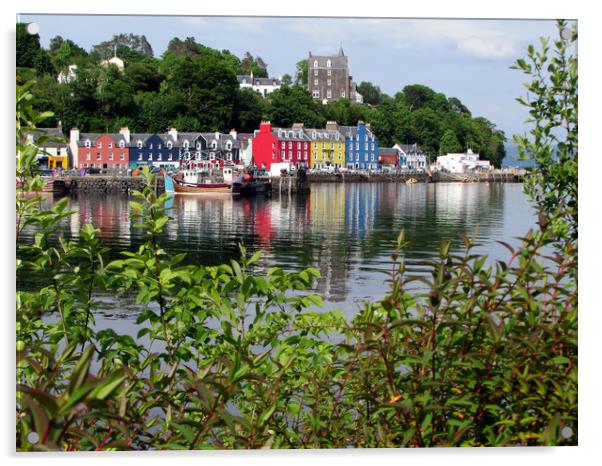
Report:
17,24,506,165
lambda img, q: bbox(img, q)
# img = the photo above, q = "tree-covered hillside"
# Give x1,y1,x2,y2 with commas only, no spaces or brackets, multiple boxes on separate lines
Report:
16,25,506,166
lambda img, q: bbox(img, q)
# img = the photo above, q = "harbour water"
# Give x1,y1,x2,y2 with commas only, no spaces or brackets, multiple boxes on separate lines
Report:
18,182,537,329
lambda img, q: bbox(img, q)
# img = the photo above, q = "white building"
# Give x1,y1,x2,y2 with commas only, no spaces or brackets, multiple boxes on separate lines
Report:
237,74,281,97
57,64,78,84
100,56,125,70
435,148,492,173
394,143,427,171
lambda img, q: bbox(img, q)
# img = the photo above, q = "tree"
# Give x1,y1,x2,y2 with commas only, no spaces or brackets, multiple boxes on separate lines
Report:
92,33,154,59
33,50,55,76
295,59,308,87
16,23,42,68
439,129,462,155
281,74,292,87
238,52,268,78
399,84,436,111
235,88,268,133
357,81,382,106
267,85,325,128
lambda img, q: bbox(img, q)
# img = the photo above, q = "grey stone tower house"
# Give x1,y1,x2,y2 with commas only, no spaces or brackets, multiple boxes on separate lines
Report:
307,46,363,104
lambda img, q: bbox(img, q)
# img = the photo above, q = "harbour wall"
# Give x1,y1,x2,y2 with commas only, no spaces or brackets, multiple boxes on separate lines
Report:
61,171,524,194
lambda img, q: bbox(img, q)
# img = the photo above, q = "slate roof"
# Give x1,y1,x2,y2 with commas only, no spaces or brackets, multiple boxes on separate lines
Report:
378,148,399,156
304,128,343,142
308,54,348,69
237,75,281,86
29,128,66,148
272,127,311,141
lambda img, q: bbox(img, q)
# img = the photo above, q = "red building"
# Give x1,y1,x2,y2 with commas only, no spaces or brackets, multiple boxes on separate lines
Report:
378,147,400,168
72,131,129,170
252,121,311,170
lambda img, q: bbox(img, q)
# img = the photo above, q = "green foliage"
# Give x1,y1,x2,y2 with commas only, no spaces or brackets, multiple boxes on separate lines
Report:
92,33,154,59
267,85,326,128
357,81,383,105
16,21,576,451
439,129,462,155
17,23,43,68
512,20,578,244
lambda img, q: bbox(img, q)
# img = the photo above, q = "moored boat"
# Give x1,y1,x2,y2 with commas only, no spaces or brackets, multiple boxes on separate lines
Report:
165,168,239,195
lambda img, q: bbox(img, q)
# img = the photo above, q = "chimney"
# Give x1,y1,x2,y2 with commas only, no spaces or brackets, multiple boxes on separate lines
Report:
168,127,178,142
70,128,80,144
119,127,130,143
326,121,339,131
259,121,272,133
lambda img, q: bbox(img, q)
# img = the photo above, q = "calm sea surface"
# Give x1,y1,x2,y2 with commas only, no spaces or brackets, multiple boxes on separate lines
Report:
18,182,537,330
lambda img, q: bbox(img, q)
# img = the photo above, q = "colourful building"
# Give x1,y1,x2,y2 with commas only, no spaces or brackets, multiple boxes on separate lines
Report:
306,121,345,170
252,121,311,170
71,131,129,170
342,121,379,170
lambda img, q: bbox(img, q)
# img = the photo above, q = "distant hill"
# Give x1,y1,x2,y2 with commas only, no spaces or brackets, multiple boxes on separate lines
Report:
502,142,535,168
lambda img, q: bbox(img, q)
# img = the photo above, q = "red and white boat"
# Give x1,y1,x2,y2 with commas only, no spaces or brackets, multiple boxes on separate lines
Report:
165,167,240,195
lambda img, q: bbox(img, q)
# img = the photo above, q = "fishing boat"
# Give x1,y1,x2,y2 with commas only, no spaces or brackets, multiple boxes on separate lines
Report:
165,167,240,195
231,170,272,197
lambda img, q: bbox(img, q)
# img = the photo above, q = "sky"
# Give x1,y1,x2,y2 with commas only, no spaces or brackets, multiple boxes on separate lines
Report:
17,13,562,140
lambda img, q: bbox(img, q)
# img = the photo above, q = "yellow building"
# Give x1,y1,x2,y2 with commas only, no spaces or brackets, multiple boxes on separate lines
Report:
307,122,345,170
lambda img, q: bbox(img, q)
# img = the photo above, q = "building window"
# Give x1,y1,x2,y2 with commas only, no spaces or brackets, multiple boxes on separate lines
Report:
148,153,152,160
184,141,189,149
365,143,368,150
297,142,301,149
281,150,285,158
371,143,375,150
327,79,331,86
313,60,318,67
157,153,162,161
85,140,91,148
167,141,172,149
281,141,286,148
119,141,125,148
120,153,125,160
314,79,318,86
326,59,331,68
327,90,332,99
356,143,359,150
149,143,153,149
314,69,318,76
158,143,162,150
98,142,102,149
288,150,292,158
137,141,143,148
138,153,143,161
86,152,91,161
327,69,331,76
168,153,173,161
288,141,292,149
96,153,101,160
108,153,114,160
312,90,320,98
210,153,215,160
108,142,112,148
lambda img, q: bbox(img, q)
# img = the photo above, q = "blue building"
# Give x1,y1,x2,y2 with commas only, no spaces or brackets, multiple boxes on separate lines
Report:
129,132,181,169
342,121,379,170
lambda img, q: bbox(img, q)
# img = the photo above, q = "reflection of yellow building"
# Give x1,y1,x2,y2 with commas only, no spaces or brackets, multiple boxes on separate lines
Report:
310,184,346,227
307,124,345,169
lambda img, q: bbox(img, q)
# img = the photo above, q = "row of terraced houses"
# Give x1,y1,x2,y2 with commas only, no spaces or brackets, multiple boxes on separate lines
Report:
31,121,427,172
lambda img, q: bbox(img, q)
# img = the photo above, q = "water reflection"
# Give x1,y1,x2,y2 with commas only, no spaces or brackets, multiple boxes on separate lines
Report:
18,183,535,316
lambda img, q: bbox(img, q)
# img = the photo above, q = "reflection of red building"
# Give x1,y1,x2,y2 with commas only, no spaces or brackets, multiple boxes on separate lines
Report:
252,121,311,170
253,200,273,245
